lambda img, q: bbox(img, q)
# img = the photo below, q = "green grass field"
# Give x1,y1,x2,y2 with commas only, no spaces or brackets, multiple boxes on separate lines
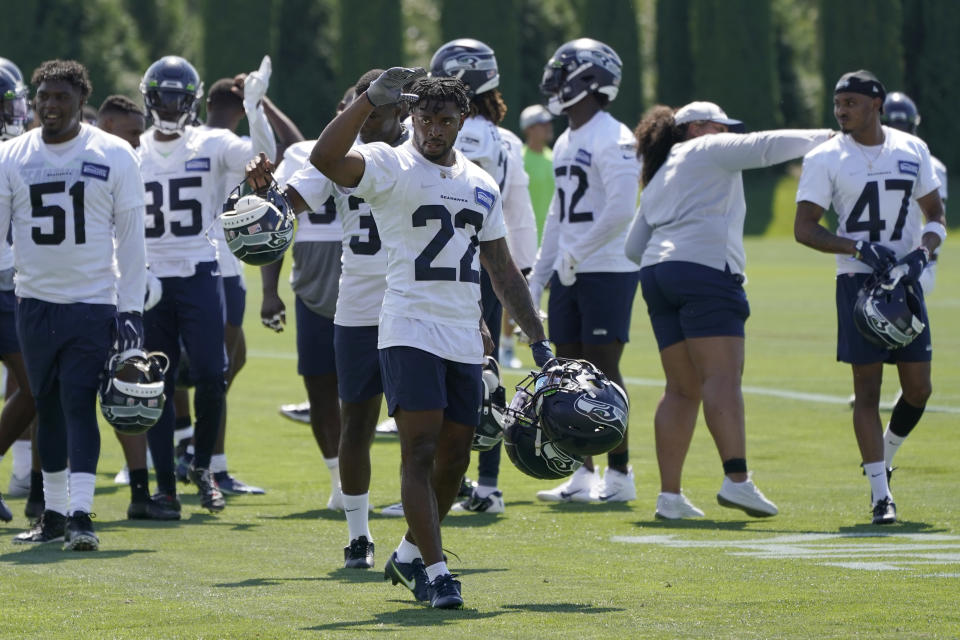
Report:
1,237,958,639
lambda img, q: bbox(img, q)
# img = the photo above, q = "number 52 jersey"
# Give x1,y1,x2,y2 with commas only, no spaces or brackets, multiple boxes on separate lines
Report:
796,126,941,275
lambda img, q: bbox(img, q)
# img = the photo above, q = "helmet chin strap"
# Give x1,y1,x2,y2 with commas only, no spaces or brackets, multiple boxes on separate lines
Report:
150,109,188,135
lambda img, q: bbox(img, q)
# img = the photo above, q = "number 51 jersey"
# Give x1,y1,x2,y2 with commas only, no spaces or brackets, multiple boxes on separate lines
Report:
796,126,941,275
138,126,253,276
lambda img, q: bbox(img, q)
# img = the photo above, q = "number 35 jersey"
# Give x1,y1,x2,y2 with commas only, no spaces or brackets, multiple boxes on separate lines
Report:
138,126,254,277
0,125,146,309
796,126,941,275
348,139,506,362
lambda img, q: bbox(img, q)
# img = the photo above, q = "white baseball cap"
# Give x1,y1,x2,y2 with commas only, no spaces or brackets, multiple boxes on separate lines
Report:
519,104,552,130
674,101,743,129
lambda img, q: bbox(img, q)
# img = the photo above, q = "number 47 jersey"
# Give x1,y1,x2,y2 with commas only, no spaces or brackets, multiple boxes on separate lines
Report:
796,126,941,275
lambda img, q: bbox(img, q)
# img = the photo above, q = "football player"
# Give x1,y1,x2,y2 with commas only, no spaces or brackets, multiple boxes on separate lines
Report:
0,59,148,549
309,69,552,609
429,39,538,515
137,55,276,513
527,39,641,503
795,70,946,525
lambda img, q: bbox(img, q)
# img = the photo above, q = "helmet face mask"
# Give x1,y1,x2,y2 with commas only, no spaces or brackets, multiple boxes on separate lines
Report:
99,350,169,435
430,38,499,98
854,277,926,349
221,180,295,266
140,56,203,135
0,69,27,141
473,356,506,451
540,38,622,116
503,382,584,480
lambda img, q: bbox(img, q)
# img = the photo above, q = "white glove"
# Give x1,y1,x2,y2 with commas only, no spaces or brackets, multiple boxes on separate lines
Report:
557,251,578,287
144,271,163,311
529,281,544,311
243,55,272,112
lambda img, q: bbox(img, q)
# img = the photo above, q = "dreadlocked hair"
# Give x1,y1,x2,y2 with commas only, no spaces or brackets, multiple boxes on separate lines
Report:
409,76,470,115
470,88,507,124
31,59,92,102
635,104,687,187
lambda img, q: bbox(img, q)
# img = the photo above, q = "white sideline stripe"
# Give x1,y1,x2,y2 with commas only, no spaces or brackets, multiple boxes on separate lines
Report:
247,350,960,415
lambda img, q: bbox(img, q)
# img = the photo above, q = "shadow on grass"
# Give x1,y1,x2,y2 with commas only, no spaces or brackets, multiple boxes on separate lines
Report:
634,519,754,531
214,576,331,588
543,502,633,513
500,602,624,614
836,520,943,535
629,518,946,536
0,547,153,564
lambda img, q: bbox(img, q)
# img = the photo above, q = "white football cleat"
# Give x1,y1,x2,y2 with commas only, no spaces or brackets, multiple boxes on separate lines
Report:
381,501,404,517
588,466,636,503
536,466,600,502
451,489,505,514
375,418,398,434
8,472,31,497
113,466,130,486
655,491,705,519
716,473,778,517
326,483,344,511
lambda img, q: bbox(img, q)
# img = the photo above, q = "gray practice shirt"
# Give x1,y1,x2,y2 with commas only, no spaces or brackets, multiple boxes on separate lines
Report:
291,240,342,319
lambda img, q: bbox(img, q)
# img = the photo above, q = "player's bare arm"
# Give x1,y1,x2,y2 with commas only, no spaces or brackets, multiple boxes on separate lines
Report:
479,237,546,344
917,189,946,253
794,200,858,255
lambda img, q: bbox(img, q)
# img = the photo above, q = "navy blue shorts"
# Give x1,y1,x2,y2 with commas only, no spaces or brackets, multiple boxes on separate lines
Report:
221,275,246,328
639,261,750,351
547,271,639,345
16,299,114,396
836,273,932,364
296,295,336,377
334,324,382,403
0,290,19,355
144,260,226,385
379,346,482,427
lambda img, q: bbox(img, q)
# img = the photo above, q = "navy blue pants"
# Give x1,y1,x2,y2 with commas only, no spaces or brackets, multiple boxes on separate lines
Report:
478,267,502,484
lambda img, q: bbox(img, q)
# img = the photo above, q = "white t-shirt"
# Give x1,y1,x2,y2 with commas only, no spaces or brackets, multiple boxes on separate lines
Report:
139,125,258,277
197,124,245,279
0,125,146,311
0,140,13,272
529,111,640,291
498,127,538,271
346,139,506,363
457,115,507,191
796,126,941,275
274,140,343,243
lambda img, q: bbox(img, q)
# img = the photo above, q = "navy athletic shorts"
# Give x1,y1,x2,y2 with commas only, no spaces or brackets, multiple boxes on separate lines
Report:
547,271,639,345
221,275,246,328
334,324,382,403
0,290,19,355
296,295,336,377
379,346,482,427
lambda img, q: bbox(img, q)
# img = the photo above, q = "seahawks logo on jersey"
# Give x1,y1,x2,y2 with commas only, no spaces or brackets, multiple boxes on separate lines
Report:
573,395,626,428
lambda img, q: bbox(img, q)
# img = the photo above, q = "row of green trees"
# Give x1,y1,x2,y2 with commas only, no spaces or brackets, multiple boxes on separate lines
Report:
3,0,959,174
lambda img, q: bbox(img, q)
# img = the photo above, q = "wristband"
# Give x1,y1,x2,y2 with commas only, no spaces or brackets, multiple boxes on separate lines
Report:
922,221,946,244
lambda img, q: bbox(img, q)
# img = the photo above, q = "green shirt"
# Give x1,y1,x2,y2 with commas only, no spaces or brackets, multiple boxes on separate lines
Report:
522,145,554,241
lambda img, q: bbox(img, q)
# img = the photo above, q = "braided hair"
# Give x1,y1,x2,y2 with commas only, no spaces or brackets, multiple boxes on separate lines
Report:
409,76,470,115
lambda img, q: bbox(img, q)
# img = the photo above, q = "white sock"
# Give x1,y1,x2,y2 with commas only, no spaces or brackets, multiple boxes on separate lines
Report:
174,426,194,445
69,471,96,515
146,446,154,470
11,440,32,479
863,461,892,504
474,484,497,499
883,428,905,468
42,469,69,516
425,561,449,583
395,537,421,563
324,457,339,485
342,492,371,542
210,454,228,474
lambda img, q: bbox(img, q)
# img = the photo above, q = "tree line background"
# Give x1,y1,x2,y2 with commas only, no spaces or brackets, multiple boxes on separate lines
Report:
3,0,957,228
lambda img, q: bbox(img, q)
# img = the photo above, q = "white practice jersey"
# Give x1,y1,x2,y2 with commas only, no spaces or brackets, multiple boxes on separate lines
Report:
347,139,506,364
274,140,343,243
457,115,507,191
0,141,13,272
932,155,948,202
197,125,245,279
498,127,538,271
530,111,640,289
0,125,146,311
796,126,941,275
139,125,257,277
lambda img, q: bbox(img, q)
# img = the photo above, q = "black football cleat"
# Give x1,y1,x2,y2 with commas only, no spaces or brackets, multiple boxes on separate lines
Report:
13,510,66,544
458,476,475,499
384,551,429,601
214,472,266,495
127,493,182,521
428,573,464,609
872,497,897,525
344,536,375,569
189,467,225,512
64,512,99,551
0,492,12,522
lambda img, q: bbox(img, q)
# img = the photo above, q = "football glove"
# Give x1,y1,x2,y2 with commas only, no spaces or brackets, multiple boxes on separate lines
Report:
144,271,162,312
262,310,285,333
854,240,897,274
557,251,578,287
885,247,929,287
243,55,271,112
530,340,555,369
116,311,144,355
366,67,426,107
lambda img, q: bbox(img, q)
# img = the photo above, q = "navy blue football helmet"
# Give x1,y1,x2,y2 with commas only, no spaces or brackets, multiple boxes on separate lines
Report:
882,91,920,135
140,56,203,134
430,38,499,98
99,349,169,435
221,179,295,266
854,275,926,350
0,68,27,141
0,57,23,84
540,38,622,115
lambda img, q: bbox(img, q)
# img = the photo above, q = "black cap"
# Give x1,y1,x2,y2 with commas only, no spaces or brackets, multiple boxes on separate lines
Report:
834,70,886,103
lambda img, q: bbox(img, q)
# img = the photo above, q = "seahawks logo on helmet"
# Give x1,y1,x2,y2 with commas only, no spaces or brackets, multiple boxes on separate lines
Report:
221,179,295,266
573,395,627,428
853,274,926,350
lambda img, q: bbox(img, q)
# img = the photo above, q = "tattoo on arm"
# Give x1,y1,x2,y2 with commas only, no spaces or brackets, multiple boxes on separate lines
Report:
480,238,546,344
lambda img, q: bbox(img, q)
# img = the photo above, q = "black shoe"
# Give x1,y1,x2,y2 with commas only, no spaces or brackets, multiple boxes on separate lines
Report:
384,551,429,601
127,493,182,521
214,472,266,495
189,467,225,512
0,492,11,522
64,511,99,551
428,573,463,609
175,440,194,484
872,497,897,525
13,510,66,544
458,476,475,498
24,498,44,520
344,536,375,569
